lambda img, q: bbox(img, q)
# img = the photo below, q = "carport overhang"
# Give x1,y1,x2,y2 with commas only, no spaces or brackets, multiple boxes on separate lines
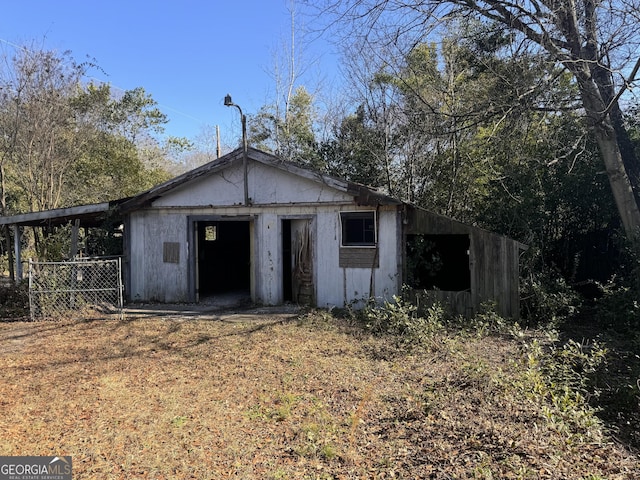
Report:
0,200,127,228
0,199,127,280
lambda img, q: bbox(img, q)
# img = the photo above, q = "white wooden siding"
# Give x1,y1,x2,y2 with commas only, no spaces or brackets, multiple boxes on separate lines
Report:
127,204,401,307
152,161,354,208
128,211,189,302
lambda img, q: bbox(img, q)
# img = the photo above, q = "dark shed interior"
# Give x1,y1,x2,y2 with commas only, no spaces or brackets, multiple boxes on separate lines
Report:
197,221,250,295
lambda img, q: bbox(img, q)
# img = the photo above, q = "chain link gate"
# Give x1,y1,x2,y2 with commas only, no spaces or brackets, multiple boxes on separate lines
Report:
28,257,124,320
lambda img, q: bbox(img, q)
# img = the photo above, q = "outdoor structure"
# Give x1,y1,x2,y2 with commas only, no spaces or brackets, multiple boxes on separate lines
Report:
0,147,526,318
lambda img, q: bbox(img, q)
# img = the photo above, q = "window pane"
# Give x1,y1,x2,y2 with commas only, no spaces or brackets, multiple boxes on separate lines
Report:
341,212,376,246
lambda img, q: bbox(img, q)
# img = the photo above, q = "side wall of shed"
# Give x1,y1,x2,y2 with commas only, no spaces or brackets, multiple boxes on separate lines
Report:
127,210,190,303
406,208,522,318
470,229,522,318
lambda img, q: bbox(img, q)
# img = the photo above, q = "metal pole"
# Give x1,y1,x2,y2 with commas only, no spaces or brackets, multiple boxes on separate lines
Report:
224,94,250,205
241,113,249,205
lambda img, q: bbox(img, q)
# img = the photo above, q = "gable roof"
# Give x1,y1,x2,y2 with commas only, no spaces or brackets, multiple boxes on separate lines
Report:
0,148,401,228
118,147,401,212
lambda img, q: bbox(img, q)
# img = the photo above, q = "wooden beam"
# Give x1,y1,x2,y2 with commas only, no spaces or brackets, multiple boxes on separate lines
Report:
70,219,80,259
0,202,111,226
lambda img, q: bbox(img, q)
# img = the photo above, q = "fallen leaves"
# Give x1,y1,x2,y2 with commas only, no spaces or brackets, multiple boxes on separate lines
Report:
0,314,637,478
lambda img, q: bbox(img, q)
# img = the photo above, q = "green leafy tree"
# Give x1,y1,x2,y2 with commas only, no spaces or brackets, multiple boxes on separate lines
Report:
0,45,174,263
319,105,387,186
326,17,622,289
249,86,322,168
349,36,564,220
0,48,83,214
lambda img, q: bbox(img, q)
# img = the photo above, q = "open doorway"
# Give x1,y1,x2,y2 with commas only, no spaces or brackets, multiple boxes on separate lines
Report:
282,218,314,305
196,220,251,302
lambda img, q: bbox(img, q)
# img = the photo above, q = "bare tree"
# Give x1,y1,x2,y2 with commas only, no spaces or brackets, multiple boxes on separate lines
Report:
314,0,640,238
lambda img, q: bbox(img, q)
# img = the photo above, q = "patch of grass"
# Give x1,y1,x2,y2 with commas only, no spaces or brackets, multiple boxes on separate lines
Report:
171,415,189,428
246,391,301,422
0,310,637,478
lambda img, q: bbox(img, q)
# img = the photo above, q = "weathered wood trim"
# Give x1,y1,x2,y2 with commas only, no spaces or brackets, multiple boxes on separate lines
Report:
339,247,379,268
0,202,112,226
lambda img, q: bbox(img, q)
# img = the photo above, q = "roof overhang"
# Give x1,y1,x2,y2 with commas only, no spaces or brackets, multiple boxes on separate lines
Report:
0,200,126,227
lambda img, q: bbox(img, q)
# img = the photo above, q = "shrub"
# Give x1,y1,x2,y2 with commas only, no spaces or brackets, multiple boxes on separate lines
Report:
520,267,581,327
593,277,640,331
0,281,29,320
360,294,444,349
521,337,608,441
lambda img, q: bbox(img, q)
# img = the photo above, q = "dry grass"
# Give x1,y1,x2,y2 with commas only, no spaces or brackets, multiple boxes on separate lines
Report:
0,310,638,479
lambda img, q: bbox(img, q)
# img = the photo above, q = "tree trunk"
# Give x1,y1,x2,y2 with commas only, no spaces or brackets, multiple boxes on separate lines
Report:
591,63,640,203
0,164,15,281
578,75,640,237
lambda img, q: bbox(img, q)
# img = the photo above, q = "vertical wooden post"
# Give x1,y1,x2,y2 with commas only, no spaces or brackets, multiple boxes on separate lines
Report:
69,219,80,308
12,224,22,281
28,258,34,321
70,219,80,259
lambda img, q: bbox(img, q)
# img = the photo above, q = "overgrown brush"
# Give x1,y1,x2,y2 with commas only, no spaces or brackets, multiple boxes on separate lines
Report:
355,294,621,448
593,277,640,331
0,281,29,320
520,267,582,327
357,294,445,349
520,337,609,442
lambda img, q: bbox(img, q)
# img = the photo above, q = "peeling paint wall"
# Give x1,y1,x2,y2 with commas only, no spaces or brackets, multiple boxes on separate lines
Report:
128,210,190,302
127,204,402,306
315,206,400,307
126,160,402,306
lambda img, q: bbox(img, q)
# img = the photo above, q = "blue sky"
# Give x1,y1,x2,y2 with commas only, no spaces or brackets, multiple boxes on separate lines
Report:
0,1,340,146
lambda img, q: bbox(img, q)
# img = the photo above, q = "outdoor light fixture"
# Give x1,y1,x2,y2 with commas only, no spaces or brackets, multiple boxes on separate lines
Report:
224,94,249,205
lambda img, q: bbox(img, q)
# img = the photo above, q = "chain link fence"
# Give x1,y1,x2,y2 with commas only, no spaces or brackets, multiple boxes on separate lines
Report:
28,257,124,320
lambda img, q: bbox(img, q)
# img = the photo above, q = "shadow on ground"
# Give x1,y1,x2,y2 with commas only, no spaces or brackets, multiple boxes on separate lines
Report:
124,291,303,322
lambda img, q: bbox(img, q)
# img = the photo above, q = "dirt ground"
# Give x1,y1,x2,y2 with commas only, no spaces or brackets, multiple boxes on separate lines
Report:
1,308,639,479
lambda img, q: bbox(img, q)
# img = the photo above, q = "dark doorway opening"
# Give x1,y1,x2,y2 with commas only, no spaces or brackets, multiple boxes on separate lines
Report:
407,234,471,291
197,221,250,296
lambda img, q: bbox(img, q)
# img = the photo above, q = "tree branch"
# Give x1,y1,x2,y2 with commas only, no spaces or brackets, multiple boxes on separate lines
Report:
603,56,640,117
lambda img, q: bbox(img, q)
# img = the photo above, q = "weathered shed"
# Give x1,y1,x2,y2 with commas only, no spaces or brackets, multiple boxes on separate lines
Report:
0,147,526,318
117,147,404,308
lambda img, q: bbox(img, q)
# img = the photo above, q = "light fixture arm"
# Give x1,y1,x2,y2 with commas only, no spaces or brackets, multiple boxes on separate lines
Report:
224,94,249,206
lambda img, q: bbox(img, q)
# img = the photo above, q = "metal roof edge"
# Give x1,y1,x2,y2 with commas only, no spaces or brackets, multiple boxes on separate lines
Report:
0,201,117,226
